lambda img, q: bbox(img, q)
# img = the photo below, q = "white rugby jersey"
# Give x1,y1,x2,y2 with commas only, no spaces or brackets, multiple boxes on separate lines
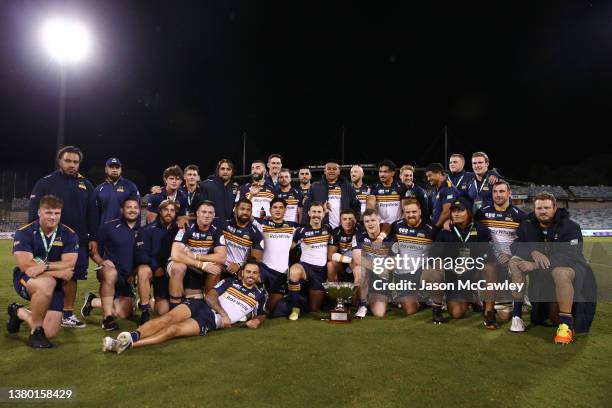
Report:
253,218,298,273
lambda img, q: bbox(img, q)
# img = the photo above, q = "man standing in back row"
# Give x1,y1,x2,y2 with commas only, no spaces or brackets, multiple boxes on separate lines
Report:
28,146,98,329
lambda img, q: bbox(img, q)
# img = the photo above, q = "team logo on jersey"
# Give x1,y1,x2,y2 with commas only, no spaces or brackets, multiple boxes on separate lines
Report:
505,217,513,221
417,233,425,237
322,230,328,235
243,234,250,239
117,186,125,192
78,181,87,190
248,292,256,299
205,235,213,240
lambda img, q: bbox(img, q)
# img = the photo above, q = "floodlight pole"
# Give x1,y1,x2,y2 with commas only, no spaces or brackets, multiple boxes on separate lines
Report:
56,66,67,159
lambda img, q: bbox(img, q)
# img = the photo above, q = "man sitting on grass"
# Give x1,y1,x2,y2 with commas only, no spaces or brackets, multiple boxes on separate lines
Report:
102,258,267,353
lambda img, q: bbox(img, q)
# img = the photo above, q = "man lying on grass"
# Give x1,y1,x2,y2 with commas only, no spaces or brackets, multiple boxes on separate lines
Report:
102,258,266,353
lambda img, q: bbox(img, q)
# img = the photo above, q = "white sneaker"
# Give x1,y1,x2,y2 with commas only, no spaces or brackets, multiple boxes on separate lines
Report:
116,332,133,354
509,316,526,333
102,336,119,352
354,305,368,319
61,315,86,328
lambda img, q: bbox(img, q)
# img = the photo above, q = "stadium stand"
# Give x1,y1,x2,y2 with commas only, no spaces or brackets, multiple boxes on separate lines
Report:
568,209,612,229
569,186,612,200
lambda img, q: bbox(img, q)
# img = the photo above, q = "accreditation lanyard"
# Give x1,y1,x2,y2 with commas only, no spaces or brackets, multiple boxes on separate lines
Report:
451,173,464,188
473,177,487,197
187,191,195,207
39,228,58,262
452,225,472,246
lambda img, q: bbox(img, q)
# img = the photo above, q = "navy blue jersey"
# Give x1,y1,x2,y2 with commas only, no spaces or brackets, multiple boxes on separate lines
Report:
174,222,225,255
330,224,364,257
299,186,310,202
147,189,189,217
28,170,98,244
97,219,139,277
180,185,203,217
433,223,494,261
237,182,276,218
466,172,496,212
135,219,178,271
13,221,79,263
474,204,527,257
402,183,430,224
293,225,331,267
221,218,264,266
448,171,474,196
429,178,460,226
95,177,140,225
275,187,304,223
214,277,267,323
389,219,434,274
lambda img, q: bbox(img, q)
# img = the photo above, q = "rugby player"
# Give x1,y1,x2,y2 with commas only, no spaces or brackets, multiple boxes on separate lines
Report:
298,166,312,199
86,197,141,331
467,152,498,212
434,199,499,329
425,163,460,233
237,160,276,218
167,200,227,310
508,192,596,343
102,259,266,353
222,198,264,275
287,202,332,319
448,154,473,196
388,199,445,323
182,164,203,219
28,146,98,329
95,157,140,225
367,160,406,225
265,153,283,187
147,165,189,226
350,165,370,217
199,159,236,221
327,209,367,318
7,195,78,348
131,199,179,324
303,159,360,229
275,168,304,223
253,198,298,314
399,165,430,224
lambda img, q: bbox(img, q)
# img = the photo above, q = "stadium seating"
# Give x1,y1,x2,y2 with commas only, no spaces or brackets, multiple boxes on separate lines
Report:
569,186,612,200
566,209,612,230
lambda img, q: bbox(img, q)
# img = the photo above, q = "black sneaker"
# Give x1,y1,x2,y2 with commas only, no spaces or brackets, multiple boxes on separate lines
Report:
471,300,484,313
7,303,24,333
139,310,150,326
102,316,119,331
28,327,53,348
80,292,97,317
484,311,499,330
432,307,446,324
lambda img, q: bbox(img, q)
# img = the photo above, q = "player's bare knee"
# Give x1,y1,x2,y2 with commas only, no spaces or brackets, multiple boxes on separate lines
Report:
166,325,178,337
137,266,152,281
102,268,118,283
551,267,574,283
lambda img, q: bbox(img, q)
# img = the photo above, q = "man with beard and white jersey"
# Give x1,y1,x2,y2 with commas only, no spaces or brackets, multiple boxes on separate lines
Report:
327,209,367,318
222,198,264,275
167,201,227,310
474,181,526,266
298,167,312,200
399,165,430,224
252,197,298,313
388,199,445,323
367,160,407,226
287,202,332,320
350,165,370,218
275,168,304,223
102,259,266,354
95,158,140,225
303,160,361,229
237,160,276,218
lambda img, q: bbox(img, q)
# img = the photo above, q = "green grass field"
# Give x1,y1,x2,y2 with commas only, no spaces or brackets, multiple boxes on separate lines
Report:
2,239,612,407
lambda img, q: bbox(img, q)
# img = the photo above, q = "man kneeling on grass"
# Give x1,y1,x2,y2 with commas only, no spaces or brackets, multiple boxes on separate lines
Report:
102,258,267,353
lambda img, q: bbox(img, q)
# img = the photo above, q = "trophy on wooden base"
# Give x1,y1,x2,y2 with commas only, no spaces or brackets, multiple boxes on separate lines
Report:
322,282,355,324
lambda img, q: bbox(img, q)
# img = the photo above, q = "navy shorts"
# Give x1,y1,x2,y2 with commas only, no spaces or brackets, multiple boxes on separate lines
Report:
184,267,205,290
73,246,89,280
13,267,64,312
153,276,169,299
301,262,327,291
183,298,217,336
96,269,135,299
394,269,422,300
260,263,287,295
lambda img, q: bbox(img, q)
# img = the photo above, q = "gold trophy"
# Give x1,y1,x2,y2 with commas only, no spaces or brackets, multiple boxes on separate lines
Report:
322,282,355,324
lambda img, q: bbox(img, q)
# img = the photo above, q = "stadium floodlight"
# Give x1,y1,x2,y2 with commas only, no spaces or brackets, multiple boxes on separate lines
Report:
40,18,92,65
39,17,93,162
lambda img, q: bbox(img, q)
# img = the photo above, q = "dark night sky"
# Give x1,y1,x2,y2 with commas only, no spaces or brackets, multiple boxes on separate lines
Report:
1,0,611,193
